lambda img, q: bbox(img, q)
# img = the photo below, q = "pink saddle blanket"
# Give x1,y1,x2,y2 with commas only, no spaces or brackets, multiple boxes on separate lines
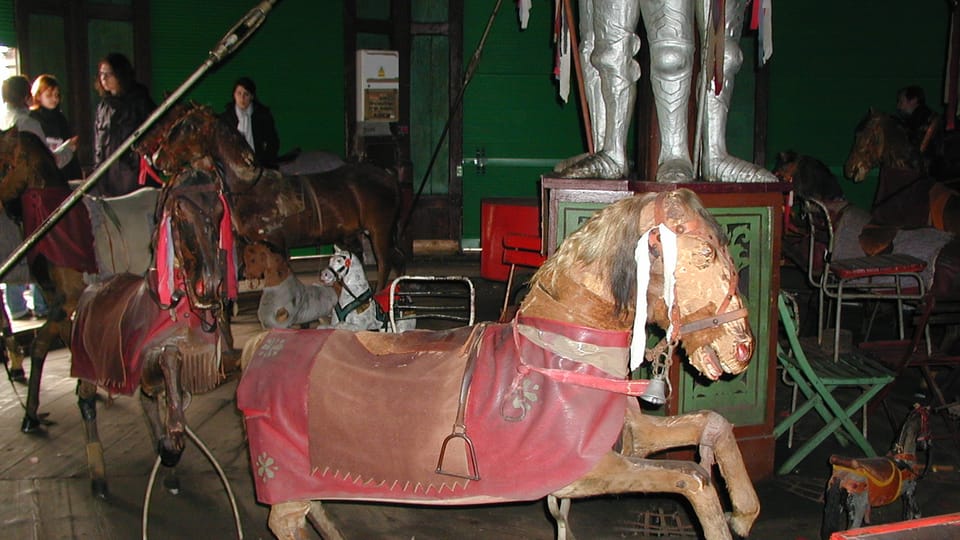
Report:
237,317,632,505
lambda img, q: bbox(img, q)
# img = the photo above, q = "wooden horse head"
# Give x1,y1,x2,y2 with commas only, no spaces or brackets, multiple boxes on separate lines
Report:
844,108,924,182
137,103,259,181
154,168,237,313
0,128,67,206
521,189,753,381
242,242,291,287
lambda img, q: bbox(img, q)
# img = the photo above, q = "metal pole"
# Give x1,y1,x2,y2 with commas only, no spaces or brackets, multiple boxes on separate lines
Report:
0,0,277,281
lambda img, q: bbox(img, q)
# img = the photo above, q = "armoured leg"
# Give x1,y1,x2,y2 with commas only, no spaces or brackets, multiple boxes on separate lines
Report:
698,0,776,183
558,0,641,179
641,0,696,183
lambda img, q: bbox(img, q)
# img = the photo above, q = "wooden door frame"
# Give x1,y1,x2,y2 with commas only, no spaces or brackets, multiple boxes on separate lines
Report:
344,0,463,249
15,0,151,171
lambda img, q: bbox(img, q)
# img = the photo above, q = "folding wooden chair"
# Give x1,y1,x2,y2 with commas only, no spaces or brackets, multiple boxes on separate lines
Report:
774,292,895,475
801,197,927,363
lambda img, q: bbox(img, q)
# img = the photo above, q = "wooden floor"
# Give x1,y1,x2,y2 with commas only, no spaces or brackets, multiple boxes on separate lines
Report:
2,260,960,539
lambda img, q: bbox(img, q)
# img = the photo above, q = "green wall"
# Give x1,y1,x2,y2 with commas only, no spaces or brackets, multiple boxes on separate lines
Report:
149,1,345,158
767,1,949,209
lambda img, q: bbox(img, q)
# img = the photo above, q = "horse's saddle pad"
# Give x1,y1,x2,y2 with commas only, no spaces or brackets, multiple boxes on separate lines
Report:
70,273,215,395
237,319,630,505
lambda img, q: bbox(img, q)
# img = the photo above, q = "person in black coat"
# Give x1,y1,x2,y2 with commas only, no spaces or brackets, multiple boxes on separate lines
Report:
92,52,156,197
29,74,83,181
220,77,280,168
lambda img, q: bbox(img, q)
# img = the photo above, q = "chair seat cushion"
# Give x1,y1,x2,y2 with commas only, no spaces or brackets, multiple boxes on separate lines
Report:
830,253,927,280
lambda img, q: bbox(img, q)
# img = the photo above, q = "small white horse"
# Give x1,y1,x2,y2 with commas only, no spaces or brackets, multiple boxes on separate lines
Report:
319,247,413,332
242,243,337,329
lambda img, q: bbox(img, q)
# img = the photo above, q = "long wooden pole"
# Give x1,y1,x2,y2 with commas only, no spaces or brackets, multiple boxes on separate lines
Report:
562,0,594,154
0,0,277,281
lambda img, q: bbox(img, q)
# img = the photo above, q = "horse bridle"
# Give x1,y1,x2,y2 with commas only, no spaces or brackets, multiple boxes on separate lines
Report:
650,194,750,344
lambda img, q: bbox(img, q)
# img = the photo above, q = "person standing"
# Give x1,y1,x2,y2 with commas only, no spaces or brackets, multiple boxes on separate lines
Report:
29,74,83,181
92,52,156,197
220,77,280,168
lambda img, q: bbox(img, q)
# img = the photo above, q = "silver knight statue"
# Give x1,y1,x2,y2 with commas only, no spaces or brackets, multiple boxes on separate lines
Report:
557,0,776,183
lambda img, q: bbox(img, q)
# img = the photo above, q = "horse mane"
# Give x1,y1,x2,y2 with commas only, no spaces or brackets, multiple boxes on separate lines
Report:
531,190,723,317
189,103,258,168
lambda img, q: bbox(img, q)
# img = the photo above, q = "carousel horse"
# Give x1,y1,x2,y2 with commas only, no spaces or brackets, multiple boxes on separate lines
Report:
821,405,931,539
316,246,415,332
0,128,98,431
843,109,960,235
242,241,338,329
136,103,406,289
71,168,238,497
237,189,760,540
774,152,960,301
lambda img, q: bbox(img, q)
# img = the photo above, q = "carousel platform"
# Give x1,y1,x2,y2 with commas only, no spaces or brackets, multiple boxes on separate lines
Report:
0,256,958,539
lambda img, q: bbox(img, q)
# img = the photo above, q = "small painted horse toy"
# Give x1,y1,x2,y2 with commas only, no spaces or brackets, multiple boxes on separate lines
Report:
821,405,932,539
317,246,396,332
238,189,759,540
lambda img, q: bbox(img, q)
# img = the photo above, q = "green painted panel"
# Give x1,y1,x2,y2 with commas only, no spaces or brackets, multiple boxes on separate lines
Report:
552,199,773,427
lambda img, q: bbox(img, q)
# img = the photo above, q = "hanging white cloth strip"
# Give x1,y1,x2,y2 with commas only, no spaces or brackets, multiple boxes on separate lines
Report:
630,224,679,372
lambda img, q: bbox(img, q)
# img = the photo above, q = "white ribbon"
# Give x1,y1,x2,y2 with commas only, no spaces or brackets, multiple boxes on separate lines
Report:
629,224,679,372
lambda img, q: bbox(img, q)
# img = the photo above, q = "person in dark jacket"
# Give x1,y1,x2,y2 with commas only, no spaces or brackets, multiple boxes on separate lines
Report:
29,74,83,181
220,77,280,168
92,52,156,197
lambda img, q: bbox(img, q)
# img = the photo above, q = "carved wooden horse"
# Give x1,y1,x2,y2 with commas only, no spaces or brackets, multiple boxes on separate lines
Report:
70,168,238,497
0,128,98,431
821,405,932,539
238,189,759,540
242,241,337,329
136,103,406,289
843,109,960,235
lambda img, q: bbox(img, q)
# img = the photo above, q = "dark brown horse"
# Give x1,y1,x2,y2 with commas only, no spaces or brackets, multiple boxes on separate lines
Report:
136,103,406,289
0,129,98,432
843,109,960,235
71,168,237,497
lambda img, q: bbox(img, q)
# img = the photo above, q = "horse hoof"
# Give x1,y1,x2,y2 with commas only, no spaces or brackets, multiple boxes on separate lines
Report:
91,479,109,499
163,474,181,495
20,413,50,433
157,442,183,468
8,368,26,384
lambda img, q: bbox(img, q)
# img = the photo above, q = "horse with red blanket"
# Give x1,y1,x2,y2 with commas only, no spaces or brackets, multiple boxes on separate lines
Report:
239,189,760,540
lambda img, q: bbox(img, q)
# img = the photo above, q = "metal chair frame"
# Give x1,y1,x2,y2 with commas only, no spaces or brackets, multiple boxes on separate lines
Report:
801,197,928,363
388,275,476,333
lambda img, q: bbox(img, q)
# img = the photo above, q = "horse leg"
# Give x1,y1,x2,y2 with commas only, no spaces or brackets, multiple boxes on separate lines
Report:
554,452,732,540
847,490,869,529
77,379,108,498
901,479,920,520
620,409,760,536
547,495,575,540
157,345,187,466
21,318,60,432
268,500,345,540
